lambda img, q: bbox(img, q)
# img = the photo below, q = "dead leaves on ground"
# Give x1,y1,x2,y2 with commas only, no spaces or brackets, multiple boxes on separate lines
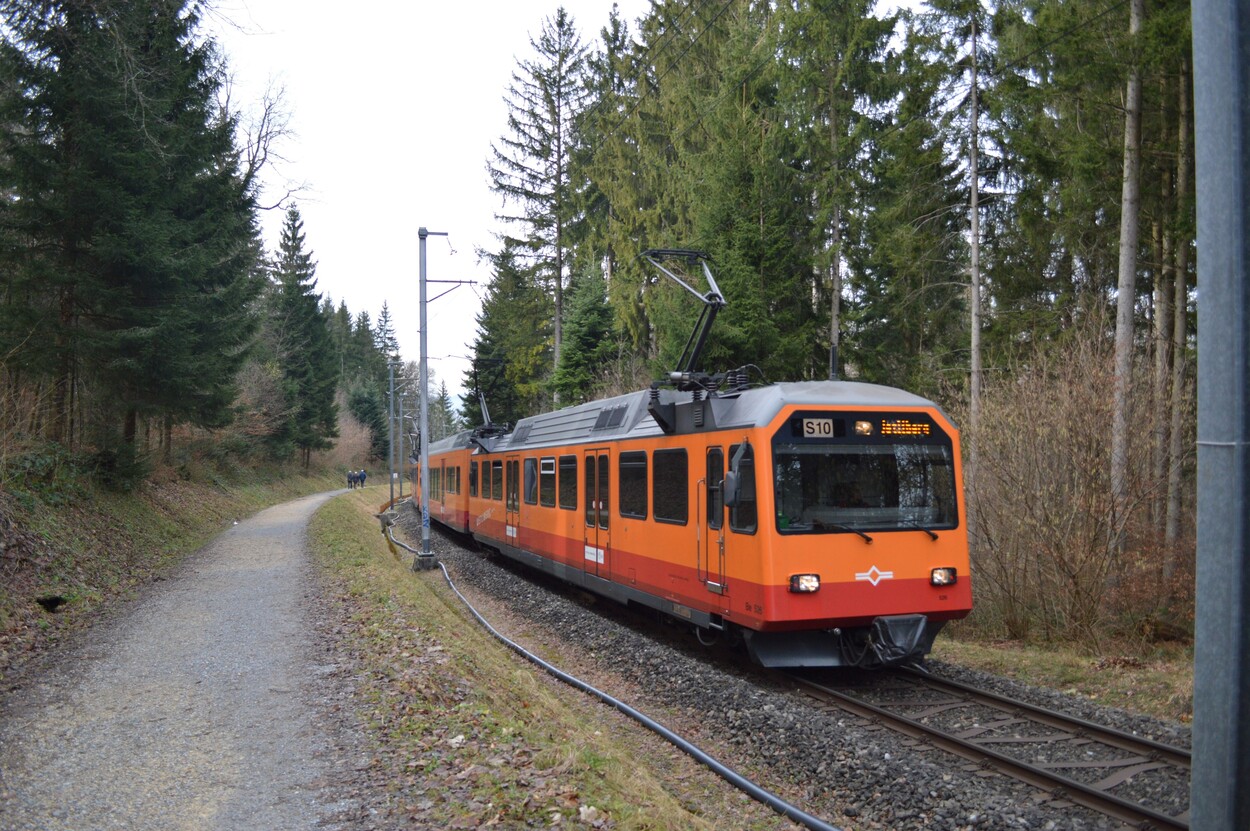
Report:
330,589,613,828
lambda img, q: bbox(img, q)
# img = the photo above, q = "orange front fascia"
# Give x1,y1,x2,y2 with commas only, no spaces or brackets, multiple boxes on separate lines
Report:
757,577,973,632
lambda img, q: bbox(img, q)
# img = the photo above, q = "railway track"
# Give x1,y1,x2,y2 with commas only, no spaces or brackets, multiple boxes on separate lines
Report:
407,516,1192,829
789,667,1190,830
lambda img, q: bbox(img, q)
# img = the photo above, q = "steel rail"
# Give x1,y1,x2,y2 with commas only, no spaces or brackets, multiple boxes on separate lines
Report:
383,519,844,831
900,667,1192,768
789,673,1188,831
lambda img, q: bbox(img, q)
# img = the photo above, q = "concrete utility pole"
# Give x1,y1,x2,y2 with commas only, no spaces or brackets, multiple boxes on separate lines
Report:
1191,0,1250,826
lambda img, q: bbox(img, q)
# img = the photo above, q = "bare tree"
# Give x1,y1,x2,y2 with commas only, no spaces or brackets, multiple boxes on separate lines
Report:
219,77,303,211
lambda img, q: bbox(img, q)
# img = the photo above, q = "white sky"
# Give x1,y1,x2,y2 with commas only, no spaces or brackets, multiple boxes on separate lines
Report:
206,0,652,405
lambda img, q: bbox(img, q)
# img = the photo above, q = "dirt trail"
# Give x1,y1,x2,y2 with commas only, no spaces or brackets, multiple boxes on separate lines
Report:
0,491,377,830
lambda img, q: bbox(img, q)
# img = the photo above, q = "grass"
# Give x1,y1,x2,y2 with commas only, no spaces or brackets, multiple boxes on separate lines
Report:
931,633,1194,723
308,490,800,830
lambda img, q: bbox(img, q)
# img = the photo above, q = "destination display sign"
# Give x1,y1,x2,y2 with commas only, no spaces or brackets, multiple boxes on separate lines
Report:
785,411,943,443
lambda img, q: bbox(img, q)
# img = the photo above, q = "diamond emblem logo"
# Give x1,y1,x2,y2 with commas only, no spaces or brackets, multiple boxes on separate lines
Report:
854,565,895,586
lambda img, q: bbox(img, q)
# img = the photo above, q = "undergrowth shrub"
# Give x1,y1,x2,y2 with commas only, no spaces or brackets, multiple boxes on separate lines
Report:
963,315,1194,650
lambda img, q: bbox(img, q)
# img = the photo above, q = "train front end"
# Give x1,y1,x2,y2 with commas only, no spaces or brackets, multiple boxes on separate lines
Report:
742,395,972,668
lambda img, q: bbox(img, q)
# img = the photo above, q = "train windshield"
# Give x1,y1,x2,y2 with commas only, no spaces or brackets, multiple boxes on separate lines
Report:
772,412,958,534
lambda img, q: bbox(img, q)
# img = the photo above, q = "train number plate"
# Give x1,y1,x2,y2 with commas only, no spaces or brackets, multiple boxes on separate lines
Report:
802,418,835,437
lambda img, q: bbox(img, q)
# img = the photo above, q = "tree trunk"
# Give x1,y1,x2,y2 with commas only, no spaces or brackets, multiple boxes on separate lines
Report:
1110,0,1145,563
124,407,138,447
828,70,842,382
51,287,76,445
968,15,983,544
1152,154,1173,533
1164,55,1192,573
162,414,173,466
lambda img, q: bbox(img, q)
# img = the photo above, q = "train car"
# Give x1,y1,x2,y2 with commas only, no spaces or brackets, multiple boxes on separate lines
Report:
416,430,474,534
414,251,972,668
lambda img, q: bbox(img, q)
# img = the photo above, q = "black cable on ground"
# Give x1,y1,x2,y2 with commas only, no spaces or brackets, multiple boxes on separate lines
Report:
383,525,842,831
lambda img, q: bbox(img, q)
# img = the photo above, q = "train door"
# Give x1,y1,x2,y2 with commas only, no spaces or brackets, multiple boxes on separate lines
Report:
505,454,520,546
700,447,727,594
583,448,610,578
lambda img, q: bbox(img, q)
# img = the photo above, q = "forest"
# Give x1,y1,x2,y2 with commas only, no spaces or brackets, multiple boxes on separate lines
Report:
0,0,1195,647
472,0,1195,645
0,1,459,487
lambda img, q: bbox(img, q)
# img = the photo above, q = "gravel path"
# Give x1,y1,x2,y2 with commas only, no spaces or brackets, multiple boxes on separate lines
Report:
0,491,379,831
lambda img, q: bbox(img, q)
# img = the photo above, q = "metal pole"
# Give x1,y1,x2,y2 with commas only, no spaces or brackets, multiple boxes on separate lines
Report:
387,360,396,506
1192,0,1250,827
415,227,447,567
398,394,405,499
419,229,431,557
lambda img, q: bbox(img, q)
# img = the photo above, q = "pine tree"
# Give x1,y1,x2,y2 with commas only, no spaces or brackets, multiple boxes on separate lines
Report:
843,24,968,397
489,6,589,381
327,299,354,380
552,269,616,403
647,1,817,380
430,380,459,442
776,0,898,378
374,300,400,358
574,6,643,337
270,205,337,466
0,0,261,463
461,245,553,426
348,385,387,460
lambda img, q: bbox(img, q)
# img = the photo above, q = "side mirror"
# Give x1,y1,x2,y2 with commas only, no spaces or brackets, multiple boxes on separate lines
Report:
723,471,739,507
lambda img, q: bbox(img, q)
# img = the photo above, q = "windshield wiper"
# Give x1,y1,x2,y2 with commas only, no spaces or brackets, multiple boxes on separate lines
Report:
816,522,873,543
900,521,939,541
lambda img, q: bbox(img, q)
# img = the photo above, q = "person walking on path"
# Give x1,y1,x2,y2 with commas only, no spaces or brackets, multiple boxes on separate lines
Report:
358,469,367,488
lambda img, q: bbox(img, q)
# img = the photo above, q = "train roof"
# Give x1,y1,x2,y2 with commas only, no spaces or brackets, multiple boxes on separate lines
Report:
426,428,475,455
464,380,948,453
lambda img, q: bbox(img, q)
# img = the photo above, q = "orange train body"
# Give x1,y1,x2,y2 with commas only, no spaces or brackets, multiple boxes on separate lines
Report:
416,380,972,668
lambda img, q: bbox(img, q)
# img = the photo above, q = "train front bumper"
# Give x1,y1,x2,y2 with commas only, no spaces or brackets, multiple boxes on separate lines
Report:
742,614,941,668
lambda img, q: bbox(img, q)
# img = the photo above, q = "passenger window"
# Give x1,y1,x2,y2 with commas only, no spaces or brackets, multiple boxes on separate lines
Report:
653,449,688,524
707,448,724,530
540,457,556,507
619,451,648,519
584,455,596,526
729,443,757,534
524,458,538,505
491,460,503,501
470,461,478,497
597,453,609,529
507,460,520,510
558,455,577,510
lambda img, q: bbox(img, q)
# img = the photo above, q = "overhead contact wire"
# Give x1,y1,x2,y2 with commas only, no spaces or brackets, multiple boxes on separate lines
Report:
383,523,841,831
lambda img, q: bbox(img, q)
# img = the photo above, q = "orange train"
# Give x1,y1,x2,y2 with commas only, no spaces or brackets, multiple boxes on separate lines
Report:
415,378,972,668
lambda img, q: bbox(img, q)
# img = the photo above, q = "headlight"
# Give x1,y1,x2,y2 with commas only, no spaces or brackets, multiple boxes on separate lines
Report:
854,420,873,436
789,574,821,593
930,567,958,586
